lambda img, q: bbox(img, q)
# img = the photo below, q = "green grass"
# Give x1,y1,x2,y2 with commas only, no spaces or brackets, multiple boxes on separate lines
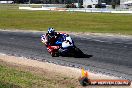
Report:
0,4,132,34
0,64,77,88
0,65,53,88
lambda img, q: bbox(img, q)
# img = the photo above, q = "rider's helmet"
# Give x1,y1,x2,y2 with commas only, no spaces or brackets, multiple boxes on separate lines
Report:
48,28,55,34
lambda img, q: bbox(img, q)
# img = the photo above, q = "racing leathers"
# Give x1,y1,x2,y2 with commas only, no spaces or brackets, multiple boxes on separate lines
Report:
41,32,60,46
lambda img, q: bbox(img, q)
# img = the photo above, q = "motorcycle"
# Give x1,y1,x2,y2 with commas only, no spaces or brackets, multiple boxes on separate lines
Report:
41,32,84,57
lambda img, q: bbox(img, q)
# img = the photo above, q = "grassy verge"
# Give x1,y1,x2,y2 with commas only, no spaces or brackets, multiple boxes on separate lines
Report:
0,61,77,88
0,4,132,34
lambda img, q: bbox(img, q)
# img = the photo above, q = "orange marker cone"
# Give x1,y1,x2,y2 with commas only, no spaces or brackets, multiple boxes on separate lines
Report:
79,67,90,86
81,67,89,77
85,71,88,77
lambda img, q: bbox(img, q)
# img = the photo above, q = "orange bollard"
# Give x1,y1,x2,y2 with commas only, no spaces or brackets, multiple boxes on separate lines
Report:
79,68,91,86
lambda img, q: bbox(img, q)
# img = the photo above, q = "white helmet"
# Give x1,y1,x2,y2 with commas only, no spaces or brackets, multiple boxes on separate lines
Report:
48,28,55,33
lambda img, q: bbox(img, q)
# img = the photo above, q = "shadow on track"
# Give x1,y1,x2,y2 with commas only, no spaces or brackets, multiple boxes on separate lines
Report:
74,47,93,58
74,53,93,58
59,47,93,58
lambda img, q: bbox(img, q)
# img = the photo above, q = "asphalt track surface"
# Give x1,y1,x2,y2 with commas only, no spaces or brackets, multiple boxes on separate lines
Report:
0,30,132,80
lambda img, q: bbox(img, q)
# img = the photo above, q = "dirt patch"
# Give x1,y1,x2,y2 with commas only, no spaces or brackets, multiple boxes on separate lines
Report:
0,59,79,88
0,53,131,88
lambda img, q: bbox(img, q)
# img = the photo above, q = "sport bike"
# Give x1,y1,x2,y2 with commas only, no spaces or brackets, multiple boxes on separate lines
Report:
41,32,84,57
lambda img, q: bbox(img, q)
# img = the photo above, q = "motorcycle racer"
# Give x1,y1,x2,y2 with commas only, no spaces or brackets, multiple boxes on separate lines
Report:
41,28,60,46
41,28,84,57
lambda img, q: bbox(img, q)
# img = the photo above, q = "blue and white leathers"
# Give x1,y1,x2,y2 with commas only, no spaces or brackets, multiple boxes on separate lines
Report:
55,34,74,48
62,36,74,48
